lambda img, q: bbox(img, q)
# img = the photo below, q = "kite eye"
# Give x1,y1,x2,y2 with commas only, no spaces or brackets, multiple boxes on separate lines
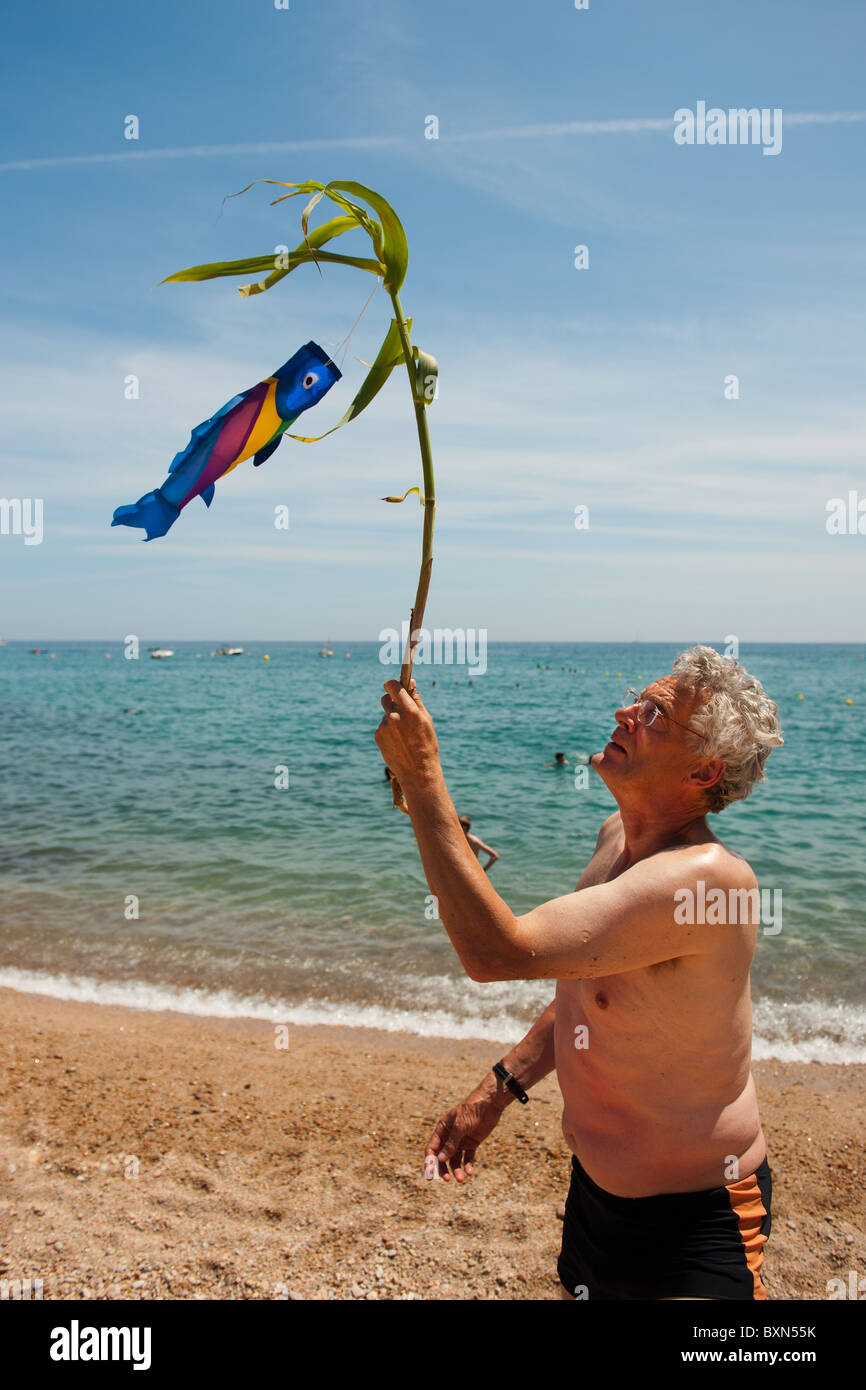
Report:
302,371,319,390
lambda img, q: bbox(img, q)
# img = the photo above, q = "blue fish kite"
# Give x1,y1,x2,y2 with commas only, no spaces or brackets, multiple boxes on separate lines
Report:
111,341,341,540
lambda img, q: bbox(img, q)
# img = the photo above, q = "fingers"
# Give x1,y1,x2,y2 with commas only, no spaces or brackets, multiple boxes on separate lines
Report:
383,678,427,715
460,1143,477,1181
425,1122,445,1157
424,1120,446,1178
425,1110,479,1184
427,1136,475,1184
382,680,415,713
450,1140,478,1183
445,1148,475,1184
425,1121,454,1181
406,678,427,710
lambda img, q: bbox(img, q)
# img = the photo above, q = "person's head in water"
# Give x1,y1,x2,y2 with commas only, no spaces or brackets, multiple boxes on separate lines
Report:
591,645,783,819
555,752,567,765
458,815,471,834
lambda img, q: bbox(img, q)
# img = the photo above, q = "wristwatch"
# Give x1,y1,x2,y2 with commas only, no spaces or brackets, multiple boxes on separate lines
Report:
493,1060,529,1104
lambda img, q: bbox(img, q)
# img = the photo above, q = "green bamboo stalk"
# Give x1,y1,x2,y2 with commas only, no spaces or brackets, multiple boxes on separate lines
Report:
387,290,437,814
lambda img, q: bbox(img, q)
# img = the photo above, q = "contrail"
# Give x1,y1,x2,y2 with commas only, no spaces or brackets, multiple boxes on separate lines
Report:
0,135,405,173
2,111,864,172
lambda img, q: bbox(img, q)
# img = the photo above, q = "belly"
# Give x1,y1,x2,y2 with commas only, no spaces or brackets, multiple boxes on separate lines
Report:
227,380,282,470
186,381,281,504
554,978,763,1197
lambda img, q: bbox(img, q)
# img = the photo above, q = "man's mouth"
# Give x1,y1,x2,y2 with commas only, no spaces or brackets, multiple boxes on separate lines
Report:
607,735,626,754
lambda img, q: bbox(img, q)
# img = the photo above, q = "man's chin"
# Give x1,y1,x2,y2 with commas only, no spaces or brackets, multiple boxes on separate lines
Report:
590,748,620,783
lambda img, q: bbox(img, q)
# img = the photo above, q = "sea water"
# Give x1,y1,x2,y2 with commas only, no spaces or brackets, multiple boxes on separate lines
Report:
0,640,863,1061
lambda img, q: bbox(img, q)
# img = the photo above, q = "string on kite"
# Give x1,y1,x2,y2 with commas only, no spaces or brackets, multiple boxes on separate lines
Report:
329,273,384,370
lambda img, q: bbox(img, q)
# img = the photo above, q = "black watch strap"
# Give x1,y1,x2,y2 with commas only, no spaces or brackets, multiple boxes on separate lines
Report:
493,1060,529,1104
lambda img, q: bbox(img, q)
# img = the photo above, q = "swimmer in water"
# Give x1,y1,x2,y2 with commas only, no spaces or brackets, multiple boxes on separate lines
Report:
544,751,570,767
458,815,499,874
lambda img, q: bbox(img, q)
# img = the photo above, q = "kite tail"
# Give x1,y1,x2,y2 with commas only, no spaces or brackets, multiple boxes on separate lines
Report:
111,489,180,542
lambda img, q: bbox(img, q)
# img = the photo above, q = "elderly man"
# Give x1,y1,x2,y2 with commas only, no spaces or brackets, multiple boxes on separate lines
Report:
374,645,783,1301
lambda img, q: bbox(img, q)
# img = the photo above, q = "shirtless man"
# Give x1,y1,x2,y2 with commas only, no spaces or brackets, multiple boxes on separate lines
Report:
374,645,784,1300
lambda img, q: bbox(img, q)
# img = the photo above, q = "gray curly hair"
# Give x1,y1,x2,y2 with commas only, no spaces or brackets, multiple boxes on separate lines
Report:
671,646,784,813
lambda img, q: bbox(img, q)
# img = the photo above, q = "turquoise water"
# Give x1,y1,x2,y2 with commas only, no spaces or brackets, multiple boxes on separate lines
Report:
1,641,864,1060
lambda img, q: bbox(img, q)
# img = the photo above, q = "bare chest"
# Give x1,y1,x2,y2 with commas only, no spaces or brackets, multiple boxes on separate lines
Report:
564,831,749,1035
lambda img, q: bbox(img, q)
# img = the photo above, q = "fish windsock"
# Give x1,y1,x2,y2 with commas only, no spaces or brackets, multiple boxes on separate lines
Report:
111,342,341,540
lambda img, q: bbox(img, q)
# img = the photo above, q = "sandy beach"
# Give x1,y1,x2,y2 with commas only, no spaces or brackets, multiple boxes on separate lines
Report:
0,987,862,1301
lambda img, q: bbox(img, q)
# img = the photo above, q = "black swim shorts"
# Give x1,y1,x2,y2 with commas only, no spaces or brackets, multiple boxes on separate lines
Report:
557,1153,772,1300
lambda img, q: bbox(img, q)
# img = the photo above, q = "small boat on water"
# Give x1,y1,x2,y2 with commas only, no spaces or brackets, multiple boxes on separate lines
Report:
318,641,334,657
215,645,244,656
149,648,174,659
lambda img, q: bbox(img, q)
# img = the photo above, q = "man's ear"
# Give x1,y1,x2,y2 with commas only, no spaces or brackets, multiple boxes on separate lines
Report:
687,758,725,791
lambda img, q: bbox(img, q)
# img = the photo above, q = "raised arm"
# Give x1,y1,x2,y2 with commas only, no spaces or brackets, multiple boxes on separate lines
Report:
375,680,727,982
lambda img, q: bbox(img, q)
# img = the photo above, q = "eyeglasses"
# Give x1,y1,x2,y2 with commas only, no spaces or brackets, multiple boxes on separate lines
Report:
622,688,698,736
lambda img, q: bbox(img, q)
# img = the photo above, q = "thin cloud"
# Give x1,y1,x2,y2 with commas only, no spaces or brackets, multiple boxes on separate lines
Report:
3,110,864,173
0,135,405,173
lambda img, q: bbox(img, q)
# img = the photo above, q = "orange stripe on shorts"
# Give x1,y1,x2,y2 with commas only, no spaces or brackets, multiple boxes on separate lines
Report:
725,1171,769,1300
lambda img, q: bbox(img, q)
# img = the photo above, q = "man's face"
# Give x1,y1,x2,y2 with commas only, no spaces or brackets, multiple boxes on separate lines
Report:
591,674,709,800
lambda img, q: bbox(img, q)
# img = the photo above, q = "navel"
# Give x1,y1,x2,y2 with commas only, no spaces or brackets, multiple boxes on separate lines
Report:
595,991,609,1010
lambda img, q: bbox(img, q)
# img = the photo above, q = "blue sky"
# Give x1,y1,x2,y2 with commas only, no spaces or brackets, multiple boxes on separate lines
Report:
1,0,864,641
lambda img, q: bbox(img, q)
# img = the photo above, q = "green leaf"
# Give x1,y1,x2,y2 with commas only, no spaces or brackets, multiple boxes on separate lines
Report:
285,317,411,442
161,255,294,284
268,181,383,254
302,213,371,252
381,486,424,505
162,214,383,290
238,249,384,296
326,181,409,293
300,188,327,240
168,180,408,292
412,346,438,405
340,317,409,422
262,179,408,292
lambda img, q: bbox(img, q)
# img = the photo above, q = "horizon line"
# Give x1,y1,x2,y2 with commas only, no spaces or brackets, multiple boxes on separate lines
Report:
4,639,863,648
